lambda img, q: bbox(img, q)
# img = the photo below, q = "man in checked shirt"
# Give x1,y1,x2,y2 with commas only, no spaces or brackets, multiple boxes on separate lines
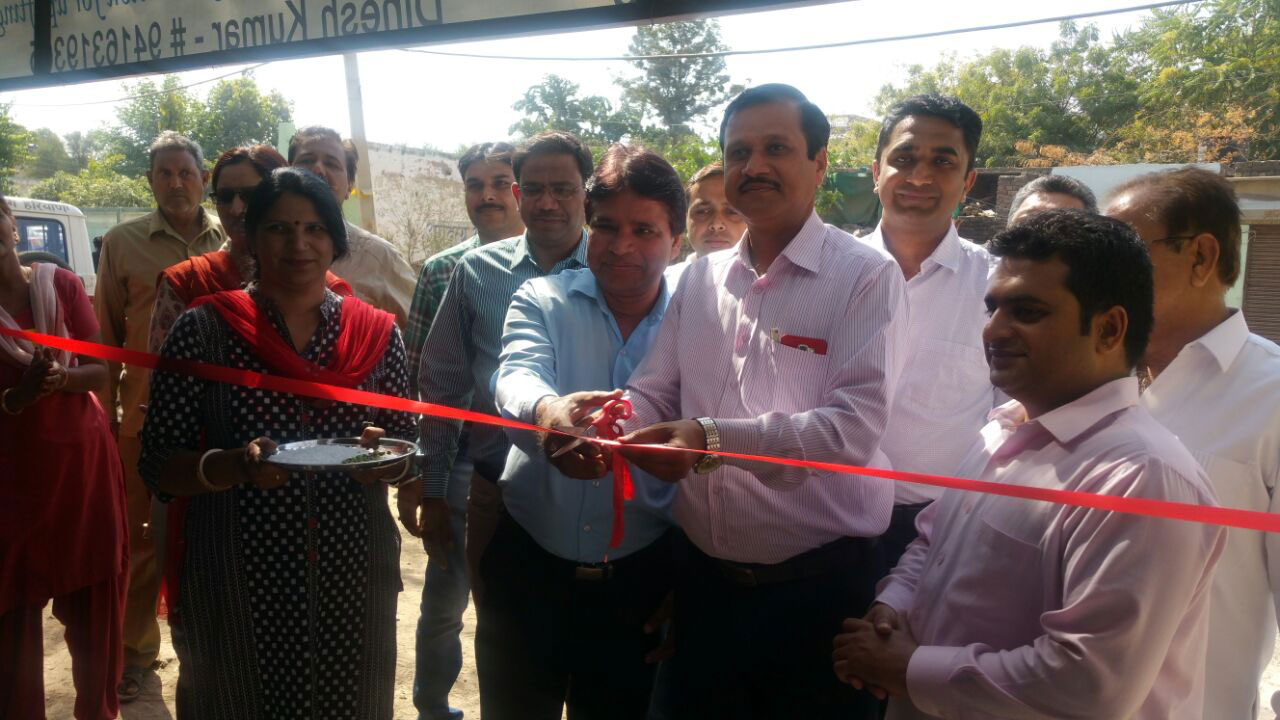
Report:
613,84,909,719
399,141,524,720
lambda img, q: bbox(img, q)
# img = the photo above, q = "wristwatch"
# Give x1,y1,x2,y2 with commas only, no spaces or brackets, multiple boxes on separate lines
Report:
692,417,723,474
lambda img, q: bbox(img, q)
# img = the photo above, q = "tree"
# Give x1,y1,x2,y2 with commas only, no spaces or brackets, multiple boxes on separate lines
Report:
192,76,293,160
1126,0,1280,158
105,74,293,176
25,128,75,178
0,104,30,195
106,75,200,176
509,74,633,143
617,19,740,136
872,23,1141,167
62,130,105,170
29,156,154,207
866,2,1280,166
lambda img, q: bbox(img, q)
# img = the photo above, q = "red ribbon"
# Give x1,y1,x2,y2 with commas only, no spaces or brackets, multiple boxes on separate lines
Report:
589,398,634,549
7,325,1280,536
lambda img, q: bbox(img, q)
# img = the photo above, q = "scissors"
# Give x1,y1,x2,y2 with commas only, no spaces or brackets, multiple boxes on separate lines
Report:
549,398,633,458
550,411,605,459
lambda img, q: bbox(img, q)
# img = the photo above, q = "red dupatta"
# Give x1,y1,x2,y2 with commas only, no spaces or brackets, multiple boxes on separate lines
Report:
161,288,393,623
191,289,394,388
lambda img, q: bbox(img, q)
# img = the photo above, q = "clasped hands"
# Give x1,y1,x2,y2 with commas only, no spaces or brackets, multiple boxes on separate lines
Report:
5,347,69,411
535,389,706,482
831,602,917,700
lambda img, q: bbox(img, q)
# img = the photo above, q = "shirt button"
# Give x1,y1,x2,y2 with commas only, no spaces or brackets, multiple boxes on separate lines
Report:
583,524,591,533
592,480,600,487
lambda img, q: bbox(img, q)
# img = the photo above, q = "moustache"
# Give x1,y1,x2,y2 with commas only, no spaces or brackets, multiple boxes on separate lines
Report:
476,204,506,212
739,179,781,193
532,212,567,222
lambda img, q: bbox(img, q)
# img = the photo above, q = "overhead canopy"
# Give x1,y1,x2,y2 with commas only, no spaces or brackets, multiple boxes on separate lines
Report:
0,0,832,92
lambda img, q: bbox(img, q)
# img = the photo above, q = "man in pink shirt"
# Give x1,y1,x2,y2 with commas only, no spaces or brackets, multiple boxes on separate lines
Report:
617,84,908,719
833,209,1225,719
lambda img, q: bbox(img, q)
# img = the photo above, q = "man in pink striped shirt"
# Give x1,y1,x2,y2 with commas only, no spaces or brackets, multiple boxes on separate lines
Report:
833,210,1224,719
616,84,908,719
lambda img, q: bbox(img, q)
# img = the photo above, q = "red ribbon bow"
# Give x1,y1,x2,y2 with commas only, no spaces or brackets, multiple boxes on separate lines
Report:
590,398,633,549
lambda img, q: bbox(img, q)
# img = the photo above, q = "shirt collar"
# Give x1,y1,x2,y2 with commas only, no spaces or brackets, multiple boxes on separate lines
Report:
736,211,826,275
568,266,673,326
149,207,212,243
510,229,588,271
1187,309,1250,373
866,221,962,273
1031,376,1141,445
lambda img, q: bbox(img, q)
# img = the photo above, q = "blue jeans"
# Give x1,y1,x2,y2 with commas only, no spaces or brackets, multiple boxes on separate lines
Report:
412,457,472,720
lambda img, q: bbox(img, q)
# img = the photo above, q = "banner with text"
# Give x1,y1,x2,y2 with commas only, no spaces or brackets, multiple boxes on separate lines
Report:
0,0,825,89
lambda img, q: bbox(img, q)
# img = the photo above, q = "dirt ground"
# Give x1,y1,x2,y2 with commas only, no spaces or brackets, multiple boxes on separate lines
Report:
39,496,1280,719
42,493,479,720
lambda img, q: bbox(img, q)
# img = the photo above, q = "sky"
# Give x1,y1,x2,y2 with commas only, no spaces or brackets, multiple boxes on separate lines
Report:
0,0,1164,152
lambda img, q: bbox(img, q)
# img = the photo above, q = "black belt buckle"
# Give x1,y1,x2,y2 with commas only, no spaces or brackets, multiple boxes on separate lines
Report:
719,562,759,587
574,564,613,582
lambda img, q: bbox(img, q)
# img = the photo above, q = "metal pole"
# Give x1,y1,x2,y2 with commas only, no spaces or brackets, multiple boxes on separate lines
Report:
343,52,378,234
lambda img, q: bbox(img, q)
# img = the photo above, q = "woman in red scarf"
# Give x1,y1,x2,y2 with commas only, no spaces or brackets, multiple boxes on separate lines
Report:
139,168,415,719
0,195,129,720
147,144,353,353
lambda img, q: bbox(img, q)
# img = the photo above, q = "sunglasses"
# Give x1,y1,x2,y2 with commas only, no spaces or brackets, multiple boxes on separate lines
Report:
212,187,256,205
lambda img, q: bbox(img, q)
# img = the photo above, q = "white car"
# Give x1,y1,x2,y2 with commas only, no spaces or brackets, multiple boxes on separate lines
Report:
9,197,97,298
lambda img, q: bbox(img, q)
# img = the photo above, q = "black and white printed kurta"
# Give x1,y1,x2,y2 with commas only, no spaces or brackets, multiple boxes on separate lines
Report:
140,288,415,720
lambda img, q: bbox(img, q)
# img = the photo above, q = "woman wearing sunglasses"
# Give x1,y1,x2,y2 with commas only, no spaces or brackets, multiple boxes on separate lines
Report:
147,144,353,354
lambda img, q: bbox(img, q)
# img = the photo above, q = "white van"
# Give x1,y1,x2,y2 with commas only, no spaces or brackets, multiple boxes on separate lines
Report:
8,197,96,298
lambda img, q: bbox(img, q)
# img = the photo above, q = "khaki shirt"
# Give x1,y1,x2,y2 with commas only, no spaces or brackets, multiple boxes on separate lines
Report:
94,208,225,437
331,221,416,329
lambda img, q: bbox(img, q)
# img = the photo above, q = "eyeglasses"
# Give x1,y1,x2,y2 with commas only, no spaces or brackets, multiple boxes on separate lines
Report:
212,187,256,205
518,183,581,200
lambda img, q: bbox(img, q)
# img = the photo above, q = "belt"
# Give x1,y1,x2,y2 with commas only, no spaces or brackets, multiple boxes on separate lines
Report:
710,536,877,588
501,516,670,584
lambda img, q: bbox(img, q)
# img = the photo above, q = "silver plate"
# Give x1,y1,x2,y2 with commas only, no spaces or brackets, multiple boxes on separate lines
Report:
266,437,418,472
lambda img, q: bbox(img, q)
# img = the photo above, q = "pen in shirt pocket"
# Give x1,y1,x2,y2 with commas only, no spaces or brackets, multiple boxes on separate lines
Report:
772,329,829,355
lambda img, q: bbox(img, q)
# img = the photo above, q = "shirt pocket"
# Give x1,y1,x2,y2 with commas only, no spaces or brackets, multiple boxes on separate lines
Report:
901,337,989,414
1188,450,1265,511
769,341,831,412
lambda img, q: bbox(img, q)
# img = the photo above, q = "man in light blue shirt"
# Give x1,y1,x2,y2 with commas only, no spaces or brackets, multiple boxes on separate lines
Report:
481,145,686,720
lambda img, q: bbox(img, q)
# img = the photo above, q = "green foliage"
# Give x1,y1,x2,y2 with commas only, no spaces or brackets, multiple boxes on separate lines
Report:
628,129,720,181
1130,0,1280,158
25,128,76,178
105,73,293,176
193,77,293,161
509,74,632,144
510,19,737,182
871,2,1280,166
106,76,199,176
62,130,108,170
618,20,741,136
0,104,31,195
29,156,154,208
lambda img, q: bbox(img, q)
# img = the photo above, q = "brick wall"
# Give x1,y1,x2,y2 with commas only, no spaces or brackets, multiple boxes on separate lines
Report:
993,170,1051,217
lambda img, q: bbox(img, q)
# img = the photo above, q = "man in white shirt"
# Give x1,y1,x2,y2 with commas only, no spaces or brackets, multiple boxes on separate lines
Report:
1107,166,1280,719
288,125,417,326
833,209,1225,719
860,94,997,566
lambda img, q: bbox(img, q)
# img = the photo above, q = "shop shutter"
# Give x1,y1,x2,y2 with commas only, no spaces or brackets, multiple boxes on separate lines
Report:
1243,224,1280,344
